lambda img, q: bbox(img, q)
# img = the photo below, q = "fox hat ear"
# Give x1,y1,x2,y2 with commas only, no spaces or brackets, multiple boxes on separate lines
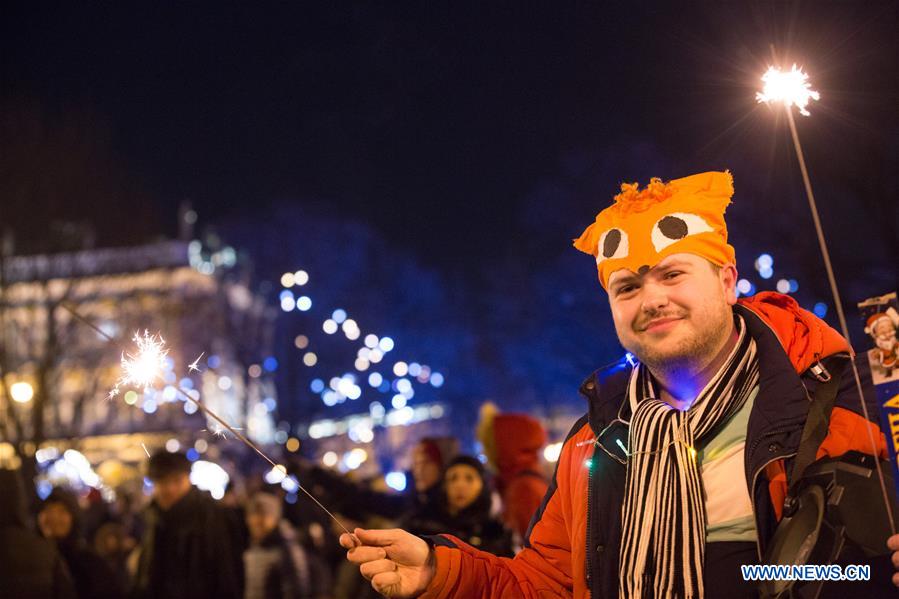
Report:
575,171,736,290
573,220,602,258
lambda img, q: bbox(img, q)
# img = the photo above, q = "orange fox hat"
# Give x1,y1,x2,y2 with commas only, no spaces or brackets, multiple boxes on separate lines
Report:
574,171,737,290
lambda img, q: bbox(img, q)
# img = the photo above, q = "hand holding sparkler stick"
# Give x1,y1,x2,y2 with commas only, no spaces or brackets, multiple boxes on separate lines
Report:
61,302,359,544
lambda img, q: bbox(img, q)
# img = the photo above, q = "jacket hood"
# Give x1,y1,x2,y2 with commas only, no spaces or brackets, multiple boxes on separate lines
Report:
492,414,547,477
738,291,851,373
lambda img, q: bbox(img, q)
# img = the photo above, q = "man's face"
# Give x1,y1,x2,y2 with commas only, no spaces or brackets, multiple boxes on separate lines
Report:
411,445,441,492
246,511,278,542
38,503,73,539
151,472,192,511
607,253,737,373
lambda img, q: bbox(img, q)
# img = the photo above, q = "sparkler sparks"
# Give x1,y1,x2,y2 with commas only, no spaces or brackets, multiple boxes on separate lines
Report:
119,330,169,389
756,64,820,116
202,422,243,439
188,352,205,374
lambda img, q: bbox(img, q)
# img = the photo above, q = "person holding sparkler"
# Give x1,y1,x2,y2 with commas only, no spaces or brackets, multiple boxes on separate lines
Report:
340,171,898,597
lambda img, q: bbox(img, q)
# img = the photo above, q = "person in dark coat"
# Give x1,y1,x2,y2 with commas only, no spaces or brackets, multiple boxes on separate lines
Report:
38,487,123,599
403,456,514,557
131,450,242,599
0,468,76,599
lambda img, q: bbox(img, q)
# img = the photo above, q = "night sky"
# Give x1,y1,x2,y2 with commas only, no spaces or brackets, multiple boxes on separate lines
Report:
3,2,897,281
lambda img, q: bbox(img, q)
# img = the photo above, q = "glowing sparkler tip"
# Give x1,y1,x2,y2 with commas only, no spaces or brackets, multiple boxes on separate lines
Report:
756,64,820,116
118,331,169,390
202,422,243,440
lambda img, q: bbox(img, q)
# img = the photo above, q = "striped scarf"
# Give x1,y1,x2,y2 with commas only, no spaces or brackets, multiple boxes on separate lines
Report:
618,315,759,598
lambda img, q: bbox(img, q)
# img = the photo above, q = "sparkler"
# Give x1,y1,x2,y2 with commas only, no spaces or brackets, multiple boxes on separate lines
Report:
60,303,356,539
118,331,169,391
756,62,896,534
756,64,820,116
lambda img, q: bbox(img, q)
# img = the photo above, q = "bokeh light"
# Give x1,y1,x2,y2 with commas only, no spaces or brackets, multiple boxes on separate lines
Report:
322,451,338,467
10,381,34,403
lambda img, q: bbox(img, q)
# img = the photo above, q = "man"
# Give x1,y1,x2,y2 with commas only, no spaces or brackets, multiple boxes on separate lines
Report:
131,450,241,599
340,171,899,597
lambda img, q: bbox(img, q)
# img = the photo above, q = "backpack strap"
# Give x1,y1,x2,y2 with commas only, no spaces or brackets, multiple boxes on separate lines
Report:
787,355,848,492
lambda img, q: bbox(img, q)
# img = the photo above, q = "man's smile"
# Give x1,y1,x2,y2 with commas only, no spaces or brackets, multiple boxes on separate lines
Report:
636,316,685,333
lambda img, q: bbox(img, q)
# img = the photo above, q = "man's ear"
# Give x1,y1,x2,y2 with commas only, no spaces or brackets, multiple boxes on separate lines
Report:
720,263,738,306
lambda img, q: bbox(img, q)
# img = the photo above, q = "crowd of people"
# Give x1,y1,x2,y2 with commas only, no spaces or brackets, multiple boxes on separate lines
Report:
0,410,550,599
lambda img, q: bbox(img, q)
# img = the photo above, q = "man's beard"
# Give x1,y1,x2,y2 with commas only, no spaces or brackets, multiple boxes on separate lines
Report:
620,304,734,375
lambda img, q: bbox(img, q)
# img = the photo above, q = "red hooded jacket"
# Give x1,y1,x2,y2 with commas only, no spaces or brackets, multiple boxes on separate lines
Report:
490,413,549,538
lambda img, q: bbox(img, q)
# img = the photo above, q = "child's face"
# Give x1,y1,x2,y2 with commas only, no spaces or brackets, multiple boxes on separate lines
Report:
445,464,483,514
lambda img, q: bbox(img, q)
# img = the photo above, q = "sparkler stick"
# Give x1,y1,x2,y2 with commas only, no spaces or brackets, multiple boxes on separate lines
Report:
756,63,896,535
60,303,357,539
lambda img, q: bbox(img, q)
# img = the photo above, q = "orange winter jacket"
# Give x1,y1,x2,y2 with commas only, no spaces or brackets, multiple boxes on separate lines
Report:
420,292,887,599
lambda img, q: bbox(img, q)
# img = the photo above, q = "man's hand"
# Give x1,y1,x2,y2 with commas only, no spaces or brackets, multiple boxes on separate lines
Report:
888,534,899,587
340,527,436,598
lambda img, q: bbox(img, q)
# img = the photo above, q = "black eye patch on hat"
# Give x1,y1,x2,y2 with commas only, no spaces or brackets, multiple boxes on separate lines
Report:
597,228,629,263
650,212,713,252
